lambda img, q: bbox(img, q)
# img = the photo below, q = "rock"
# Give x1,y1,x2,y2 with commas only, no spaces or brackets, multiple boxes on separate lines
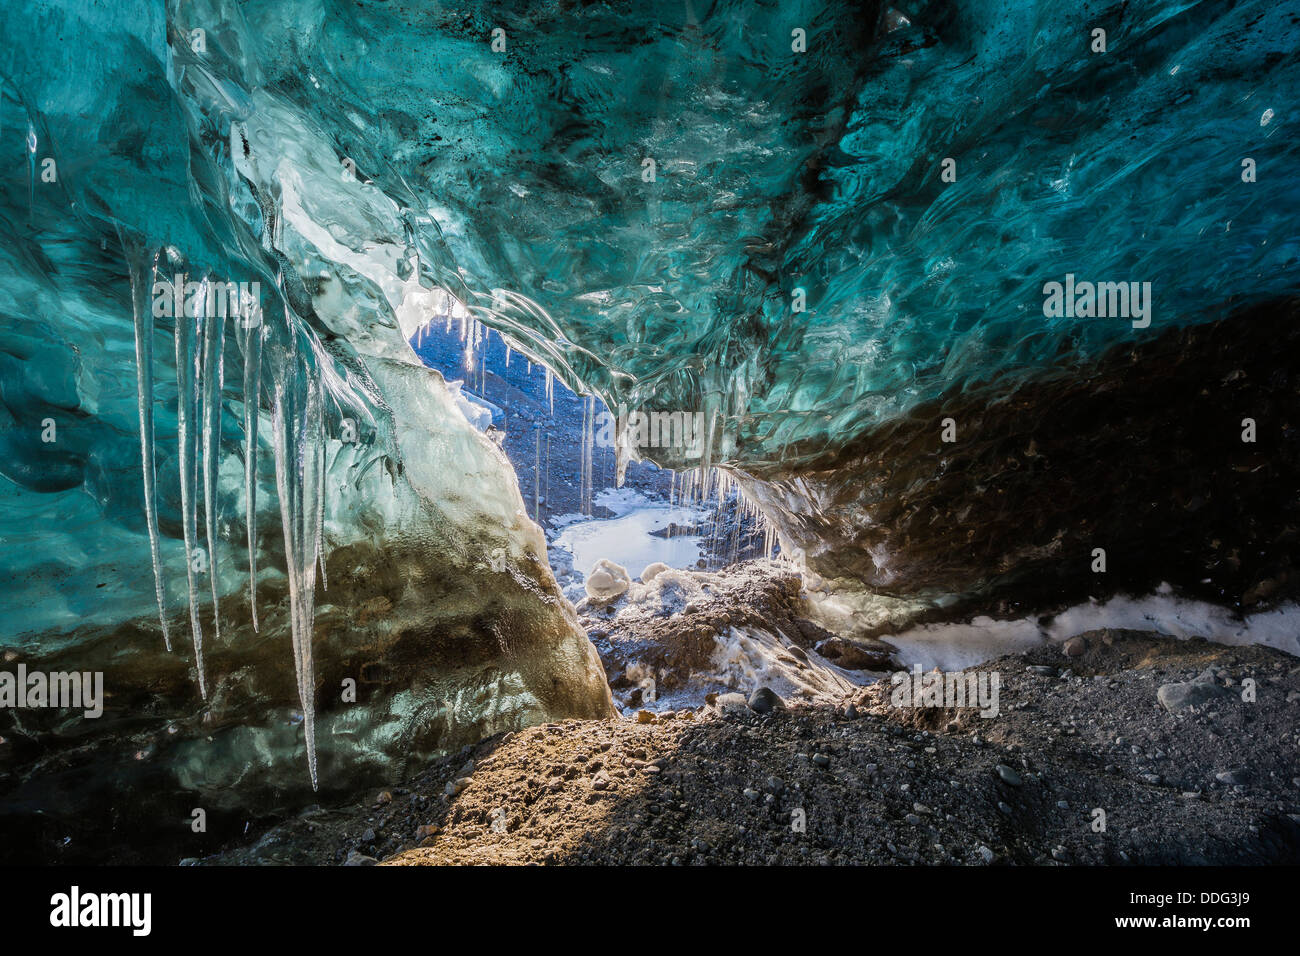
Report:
995,764,1023,786
1062,637,1086,658
414,824,439,840
591,770,611,791
1157,679,1232,713
1215,768,1250,786
813,636,898,670
444,777,472,797
977,845,995,864
636,709,656,724
640,562,670,584
344,851,378,866
715,692,749,715
1028,665,1055,676
748,687,784,714
812,753,831,768
585,559,632,603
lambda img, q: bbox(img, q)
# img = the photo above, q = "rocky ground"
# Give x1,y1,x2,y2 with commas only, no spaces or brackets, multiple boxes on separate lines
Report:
204,563,1300,866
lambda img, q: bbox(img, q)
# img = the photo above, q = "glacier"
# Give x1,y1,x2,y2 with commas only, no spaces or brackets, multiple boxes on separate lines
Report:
0,0,1298,858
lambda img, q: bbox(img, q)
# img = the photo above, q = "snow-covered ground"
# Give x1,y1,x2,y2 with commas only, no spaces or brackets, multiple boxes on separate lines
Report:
880,590,1300,671
549,489,709,582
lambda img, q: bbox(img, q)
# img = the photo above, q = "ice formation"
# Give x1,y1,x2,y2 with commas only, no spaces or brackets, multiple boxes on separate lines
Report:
0,0,615,810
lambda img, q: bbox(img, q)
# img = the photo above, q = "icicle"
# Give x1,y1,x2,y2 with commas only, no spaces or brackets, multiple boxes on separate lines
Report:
545,367,554,415
582,395,592,520
315,397,329,592
242,310,263,632
504,343,511,368
200,277,225,644
271,366,323,791
174,272,207,698
583,395,595,516
533,424,541,521
127,244,171,652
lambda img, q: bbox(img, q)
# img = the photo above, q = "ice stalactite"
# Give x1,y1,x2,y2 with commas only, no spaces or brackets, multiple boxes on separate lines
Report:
578,396,589,517
315,395,329,592
545,366,554,415
240,308,263,632
271,352,324,791
126,243,172,652
173,273,208,698
200,277,226,644
580,395,595,517
533,424,541,521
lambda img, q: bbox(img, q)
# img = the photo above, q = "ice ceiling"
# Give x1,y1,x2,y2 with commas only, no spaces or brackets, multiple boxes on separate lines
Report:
0,0,1295,613
216,0,1299,470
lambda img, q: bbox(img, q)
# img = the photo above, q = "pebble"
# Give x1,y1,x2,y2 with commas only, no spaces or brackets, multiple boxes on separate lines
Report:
812,753,831,767
995,764,1023,786
977,845,995,864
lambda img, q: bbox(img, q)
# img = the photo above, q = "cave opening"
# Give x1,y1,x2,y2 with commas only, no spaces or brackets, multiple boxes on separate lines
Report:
408,313,780,601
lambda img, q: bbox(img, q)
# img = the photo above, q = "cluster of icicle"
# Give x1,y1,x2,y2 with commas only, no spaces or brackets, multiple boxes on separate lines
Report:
670,466,782,566
126,243,329,790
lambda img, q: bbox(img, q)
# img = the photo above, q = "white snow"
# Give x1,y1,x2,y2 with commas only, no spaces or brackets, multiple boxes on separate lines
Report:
881,590,1300,671
549,489,707,581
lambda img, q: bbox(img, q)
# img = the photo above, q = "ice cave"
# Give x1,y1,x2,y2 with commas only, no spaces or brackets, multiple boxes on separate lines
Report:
0,0,1298,872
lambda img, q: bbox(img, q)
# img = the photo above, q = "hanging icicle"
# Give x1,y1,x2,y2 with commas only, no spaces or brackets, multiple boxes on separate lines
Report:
241,303,263,632
174,271,207,698
200,276,226,645
127,242,172,652
270,355,324,791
